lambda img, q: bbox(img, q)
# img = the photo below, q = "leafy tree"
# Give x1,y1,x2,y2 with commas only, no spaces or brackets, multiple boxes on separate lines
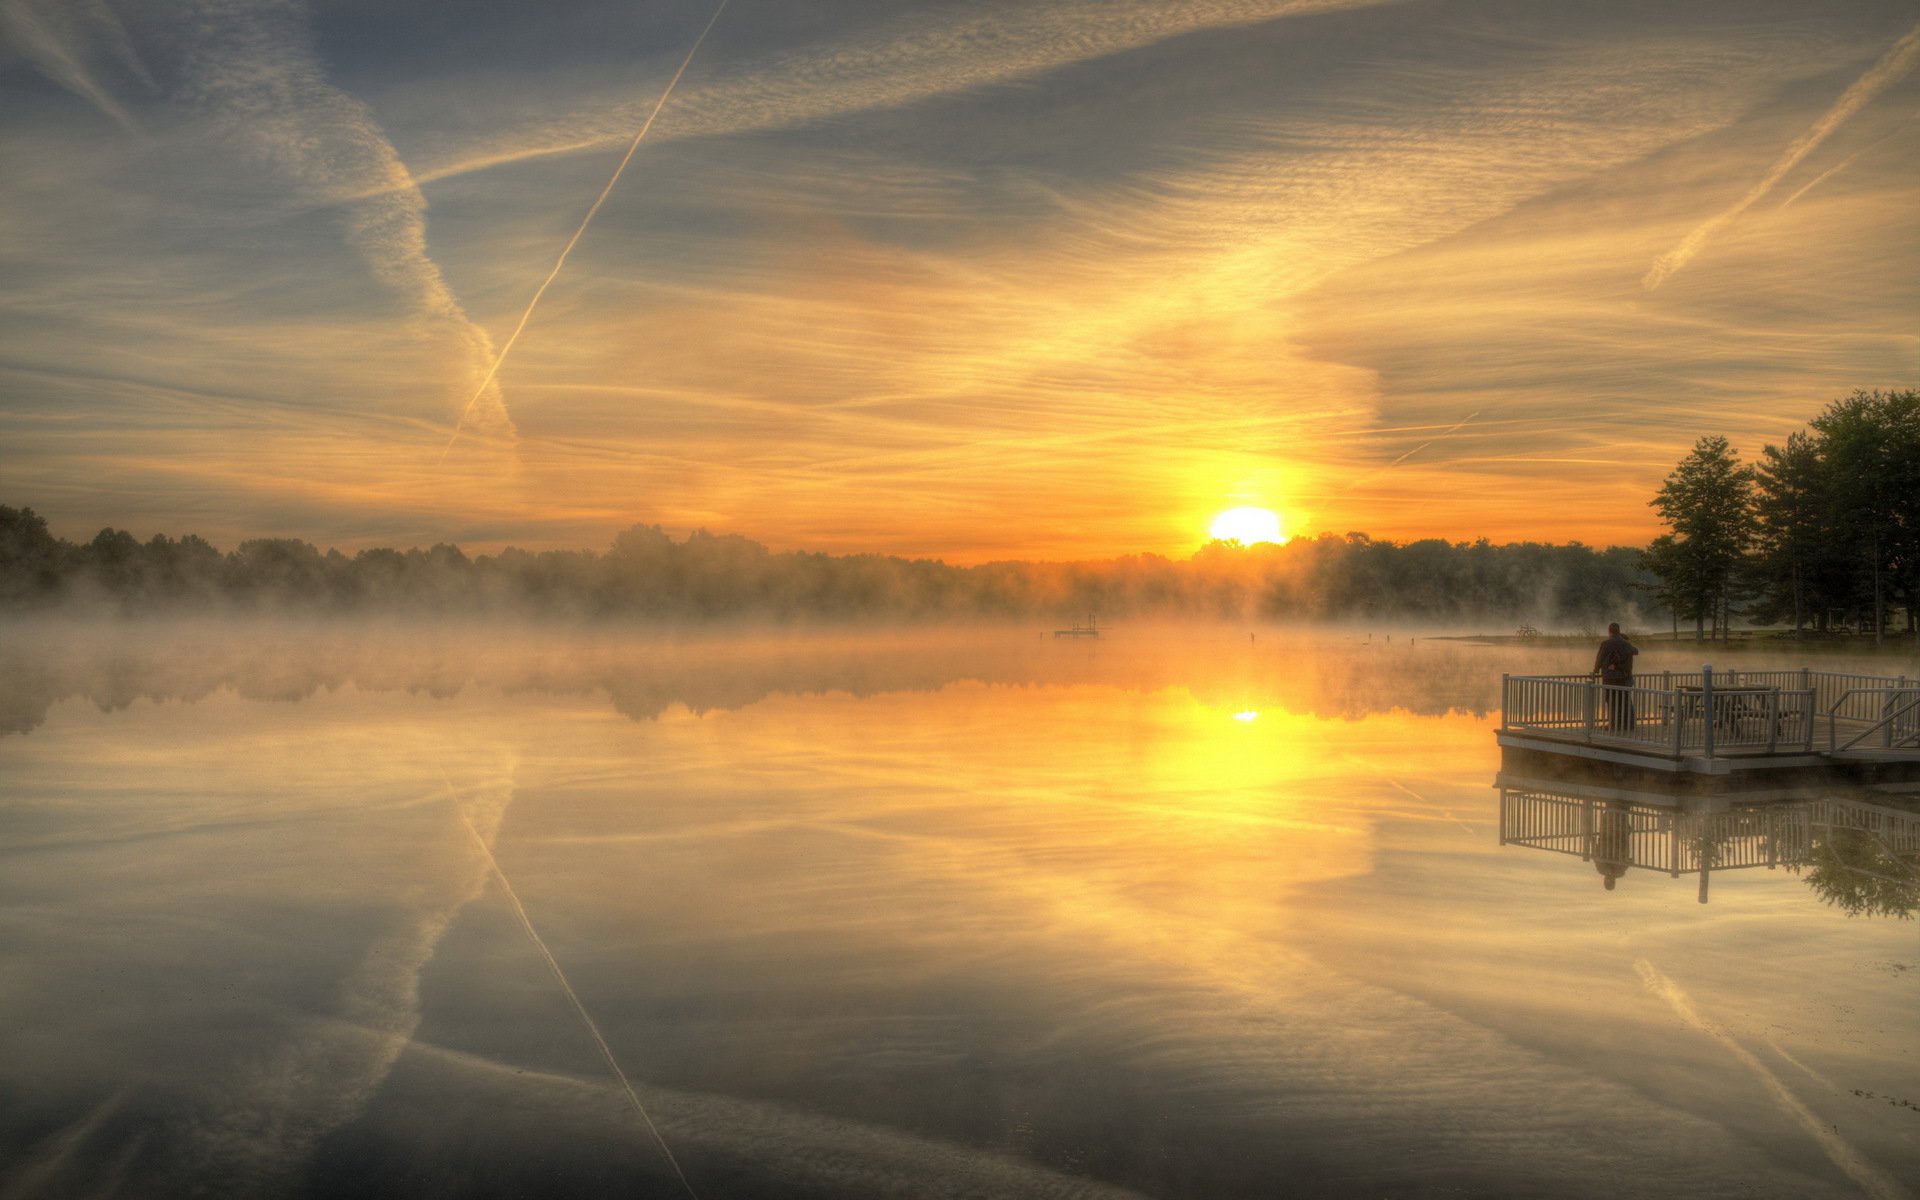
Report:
1809,390,1920,645
0,506,68,603
1751,432,1833,635
225,538,333,609
1647,436,1755,640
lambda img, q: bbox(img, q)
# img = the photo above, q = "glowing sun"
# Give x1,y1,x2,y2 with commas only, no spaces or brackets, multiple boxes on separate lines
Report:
1209,506,1286,545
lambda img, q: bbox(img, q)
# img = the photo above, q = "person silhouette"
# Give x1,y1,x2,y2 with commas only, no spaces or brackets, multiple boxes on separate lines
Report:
1591,622,1638,732
1593,801,1632,890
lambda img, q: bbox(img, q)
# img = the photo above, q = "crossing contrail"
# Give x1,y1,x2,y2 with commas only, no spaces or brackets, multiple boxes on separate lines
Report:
442,0,731,460
459,813,702,1200
1384,409,1481,468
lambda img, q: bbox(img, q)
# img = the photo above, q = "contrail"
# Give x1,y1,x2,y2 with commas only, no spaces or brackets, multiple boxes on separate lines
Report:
1381,779,1478,835
1777,113,1917,210
1634,958,1913,1200
459,813,703,1200
1643,20,1920,291
442,0,731,460
1384,409,1481,468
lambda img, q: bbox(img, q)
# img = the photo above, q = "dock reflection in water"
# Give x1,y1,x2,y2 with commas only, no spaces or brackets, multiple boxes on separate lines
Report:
1498,774,1920,913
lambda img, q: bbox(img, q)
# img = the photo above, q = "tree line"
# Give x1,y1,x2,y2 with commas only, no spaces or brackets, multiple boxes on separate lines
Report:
0,505,1649,626
1643,389,1919,643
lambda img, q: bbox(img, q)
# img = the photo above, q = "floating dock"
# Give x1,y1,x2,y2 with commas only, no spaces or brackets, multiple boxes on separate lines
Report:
1498,667,1920,787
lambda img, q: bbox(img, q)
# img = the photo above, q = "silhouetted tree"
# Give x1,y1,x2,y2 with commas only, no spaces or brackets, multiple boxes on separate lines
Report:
0,506,68,604
225,538,333,609
1646,436,1754,641
1809,390,1920,645
0,506,1660,625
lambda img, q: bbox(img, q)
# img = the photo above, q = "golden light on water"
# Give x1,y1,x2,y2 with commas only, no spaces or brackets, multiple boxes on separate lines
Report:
1209,507,1287,546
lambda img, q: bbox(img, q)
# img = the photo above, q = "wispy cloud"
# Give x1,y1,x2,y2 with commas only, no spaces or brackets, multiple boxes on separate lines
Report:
0,0,152,132
1644,19,1920,290
169,0,516,449
443,0,731,459
399,0,1391,191
4,0,1916,557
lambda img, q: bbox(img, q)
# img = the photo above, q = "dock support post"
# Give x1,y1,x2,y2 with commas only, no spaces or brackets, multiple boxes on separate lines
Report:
1702,665,1715,760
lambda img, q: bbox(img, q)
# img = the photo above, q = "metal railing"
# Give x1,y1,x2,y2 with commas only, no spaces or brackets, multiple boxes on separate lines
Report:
1500,668,1821,757
1827,689,1920,754
1498,792,1812,875
1532,669,1915,713
1498,790,1920,875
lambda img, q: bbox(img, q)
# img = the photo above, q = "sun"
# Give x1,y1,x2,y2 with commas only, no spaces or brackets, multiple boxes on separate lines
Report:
1209,506,1286,545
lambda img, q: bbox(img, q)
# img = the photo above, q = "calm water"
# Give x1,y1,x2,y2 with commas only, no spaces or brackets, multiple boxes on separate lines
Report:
1,625,1915,1199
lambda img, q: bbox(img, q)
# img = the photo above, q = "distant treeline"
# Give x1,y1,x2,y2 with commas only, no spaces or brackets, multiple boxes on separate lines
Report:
1642,389,1919,641
0,504,1651,625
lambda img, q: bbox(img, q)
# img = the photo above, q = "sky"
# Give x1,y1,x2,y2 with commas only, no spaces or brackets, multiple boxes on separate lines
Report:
1,0,1916,563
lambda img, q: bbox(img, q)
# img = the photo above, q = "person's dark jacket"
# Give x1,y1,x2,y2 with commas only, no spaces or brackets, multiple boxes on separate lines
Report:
1593,633,1637,683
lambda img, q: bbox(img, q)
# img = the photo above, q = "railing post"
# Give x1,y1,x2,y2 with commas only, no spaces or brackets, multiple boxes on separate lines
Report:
1766,689,1778,754
1583,678,1596,742
1702,665,1715,760
1500,673,1510,730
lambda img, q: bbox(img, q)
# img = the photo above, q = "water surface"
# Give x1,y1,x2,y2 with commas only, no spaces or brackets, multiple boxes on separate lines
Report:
2,625,1915,1198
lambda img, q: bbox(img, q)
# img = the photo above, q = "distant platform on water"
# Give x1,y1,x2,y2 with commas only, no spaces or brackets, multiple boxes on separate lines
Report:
1053,616,1101,639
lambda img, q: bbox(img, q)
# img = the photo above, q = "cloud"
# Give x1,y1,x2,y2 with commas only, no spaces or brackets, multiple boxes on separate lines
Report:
167,0,515,448
379,0,1388,191
0,0,152,131
4,0,1916,557
1644,19,1920,289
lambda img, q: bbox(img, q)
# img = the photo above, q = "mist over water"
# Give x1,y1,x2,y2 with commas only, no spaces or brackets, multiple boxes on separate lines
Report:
1,623,1915,1199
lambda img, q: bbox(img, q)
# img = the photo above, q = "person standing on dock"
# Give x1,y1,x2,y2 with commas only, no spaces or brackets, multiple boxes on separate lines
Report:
1592,623,1638,731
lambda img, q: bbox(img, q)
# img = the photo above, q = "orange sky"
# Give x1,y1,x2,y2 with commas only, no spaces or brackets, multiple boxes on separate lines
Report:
2,0,1916,561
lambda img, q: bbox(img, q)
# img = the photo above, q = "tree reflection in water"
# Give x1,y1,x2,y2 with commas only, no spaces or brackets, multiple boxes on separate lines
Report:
1801,827,1920,919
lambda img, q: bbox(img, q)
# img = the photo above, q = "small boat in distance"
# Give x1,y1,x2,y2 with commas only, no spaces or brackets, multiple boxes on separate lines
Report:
1053,614,1100,638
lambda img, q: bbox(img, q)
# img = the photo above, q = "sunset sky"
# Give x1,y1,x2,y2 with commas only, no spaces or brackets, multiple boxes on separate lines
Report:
2,0,1916,562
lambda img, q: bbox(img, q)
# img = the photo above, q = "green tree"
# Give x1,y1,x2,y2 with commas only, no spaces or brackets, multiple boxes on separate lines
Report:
1752,432,1835,636
1647,436,1755,641
1637,534,1688,636
0,505,69,604
1809,389,1920,645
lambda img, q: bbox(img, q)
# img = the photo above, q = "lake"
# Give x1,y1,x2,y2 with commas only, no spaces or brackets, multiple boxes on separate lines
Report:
2,624,1915,1199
